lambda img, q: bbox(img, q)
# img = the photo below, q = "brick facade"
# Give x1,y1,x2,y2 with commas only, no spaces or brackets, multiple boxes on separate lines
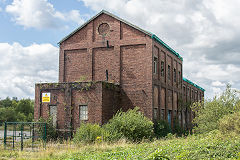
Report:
34,10,204,132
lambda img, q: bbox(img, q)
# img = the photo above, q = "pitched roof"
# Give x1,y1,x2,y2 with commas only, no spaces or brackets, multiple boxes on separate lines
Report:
58,10,183,61
183,77,205,91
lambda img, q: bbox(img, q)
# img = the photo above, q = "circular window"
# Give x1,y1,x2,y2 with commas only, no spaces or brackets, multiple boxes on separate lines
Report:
98,23,110,36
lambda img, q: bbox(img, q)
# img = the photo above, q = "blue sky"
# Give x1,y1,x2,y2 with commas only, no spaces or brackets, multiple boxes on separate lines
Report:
0,0,240,99
0,0,92,46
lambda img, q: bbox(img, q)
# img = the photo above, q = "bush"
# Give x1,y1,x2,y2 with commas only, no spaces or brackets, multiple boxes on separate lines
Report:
154,120,171,138
219,111,240,134
192,85,240,134
172,118,185,136
37,116,57,141
103,107,154,142
73,123,103,144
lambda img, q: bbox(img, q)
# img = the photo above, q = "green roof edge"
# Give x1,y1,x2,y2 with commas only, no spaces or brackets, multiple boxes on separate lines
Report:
151,34,183,61
183,77,205,91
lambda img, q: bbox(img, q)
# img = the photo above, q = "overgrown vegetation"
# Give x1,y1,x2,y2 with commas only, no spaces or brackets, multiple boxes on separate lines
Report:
192,84,240,134
219,111,240,134
0,97,34,123
153,120,171,138
73,123,103,144
1,85,240,159
1,130,240,159
37,116,57,141
73,107,154,143
103,107,154,142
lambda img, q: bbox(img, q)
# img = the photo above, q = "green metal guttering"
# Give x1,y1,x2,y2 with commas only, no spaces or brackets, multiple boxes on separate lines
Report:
151,34,183,61
183,77,205,91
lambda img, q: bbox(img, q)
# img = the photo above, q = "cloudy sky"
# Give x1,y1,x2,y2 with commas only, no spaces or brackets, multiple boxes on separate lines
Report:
0,0,239,99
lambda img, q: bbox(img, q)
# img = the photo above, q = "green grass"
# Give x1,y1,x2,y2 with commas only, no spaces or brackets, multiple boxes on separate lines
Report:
0,131,240,160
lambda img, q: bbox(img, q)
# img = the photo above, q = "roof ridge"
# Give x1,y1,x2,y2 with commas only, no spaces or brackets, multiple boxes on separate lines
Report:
58,10,152,44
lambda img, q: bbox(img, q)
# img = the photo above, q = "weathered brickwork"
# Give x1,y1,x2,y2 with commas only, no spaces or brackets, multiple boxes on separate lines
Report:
35,82,120,131
35,10,204,133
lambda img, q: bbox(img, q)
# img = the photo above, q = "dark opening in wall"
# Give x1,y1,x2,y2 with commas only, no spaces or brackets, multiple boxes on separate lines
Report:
106,70,109,81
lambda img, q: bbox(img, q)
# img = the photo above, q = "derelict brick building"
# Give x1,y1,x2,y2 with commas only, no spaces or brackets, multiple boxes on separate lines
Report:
34,10,204,132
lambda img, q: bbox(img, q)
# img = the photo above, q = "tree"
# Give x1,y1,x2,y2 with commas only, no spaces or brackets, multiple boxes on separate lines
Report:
0,97,12,108
192,84,240,133
15,99,34,120
0,97,34,122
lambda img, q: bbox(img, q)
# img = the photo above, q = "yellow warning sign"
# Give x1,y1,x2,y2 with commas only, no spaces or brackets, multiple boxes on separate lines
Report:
42,93,50,103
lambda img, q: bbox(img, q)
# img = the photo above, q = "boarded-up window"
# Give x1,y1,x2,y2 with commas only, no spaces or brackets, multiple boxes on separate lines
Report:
168,90,172,110
161,88,165,109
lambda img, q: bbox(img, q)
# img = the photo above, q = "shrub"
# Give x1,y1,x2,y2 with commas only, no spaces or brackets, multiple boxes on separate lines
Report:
172,117,184,136
73,123,103,144
219,111,240,134
37,116,57,141
154,120,171,138
192,85,240,134
103,107,154,142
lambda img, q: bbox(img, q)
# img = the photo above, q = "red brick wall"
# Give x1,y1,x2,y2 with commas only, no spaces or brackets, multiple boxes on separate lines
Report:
58,12,153,120
102,82,121,124
64,49,91,82
71,82,103,130
93,47,119,83
34,82,122,131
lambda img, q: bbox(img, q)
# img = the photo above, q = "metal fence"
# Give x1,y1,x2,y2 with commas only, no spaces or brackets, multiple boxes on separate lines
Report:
2,122,46,151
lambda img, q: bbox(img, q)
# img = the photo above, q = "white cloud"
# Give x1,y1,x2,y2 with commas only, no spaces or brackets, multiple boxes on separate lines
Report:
0,42,58,99
5,0,84,29
211,81,225,87
80,0,240,99
81,0,240,98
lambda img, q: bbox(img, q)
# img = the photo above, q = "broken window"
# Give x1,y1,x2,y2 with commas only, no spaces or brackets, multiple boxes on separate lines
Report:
161,61,164,77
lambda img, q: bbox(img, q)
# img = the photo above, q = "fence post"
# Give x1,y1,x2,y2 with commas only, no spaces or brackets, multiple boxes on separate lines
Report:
32,123,34,150
20,123,24,151
12,124,15,149
4,122,7,149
